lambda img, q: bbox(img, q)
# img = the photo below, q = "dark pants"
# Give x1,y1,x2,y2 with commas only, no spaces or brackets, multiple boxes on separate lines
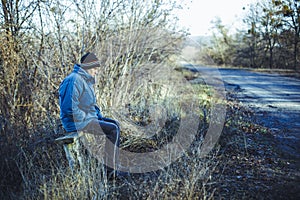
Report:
83,118,120,172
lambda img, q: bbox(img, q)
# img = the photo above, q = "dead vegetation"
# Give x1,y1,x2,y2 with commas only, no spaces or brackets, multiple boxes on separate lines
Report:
0,1,222,199
1,1,298,199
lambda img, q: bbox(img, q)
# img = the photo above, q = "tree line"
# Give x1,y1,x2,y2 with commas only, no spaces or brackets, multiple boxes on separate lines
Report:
204,0,300,70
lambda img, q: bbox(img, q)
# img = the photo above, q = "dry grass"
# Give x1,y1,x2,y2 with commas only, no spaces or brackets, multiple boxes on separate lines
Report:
15,133,219,200
0,0,220,198
6,67,222,199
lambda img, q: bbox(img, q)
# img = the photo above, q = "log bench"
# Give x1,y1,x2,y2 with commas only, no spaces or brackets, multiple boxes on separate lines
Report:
55,130,107,173
55,132,84,171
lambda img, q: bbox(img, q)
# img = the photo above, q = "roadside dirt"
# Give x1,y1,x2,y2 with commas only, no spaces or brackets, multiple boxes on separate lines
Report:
211,80,300,199
219,68,300,164
179,65,300,199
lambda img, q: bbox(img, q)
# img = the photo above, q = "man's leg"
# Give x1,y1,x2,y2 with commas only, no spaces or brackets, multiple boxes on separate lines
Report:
98,120,120,173
83,119,120,174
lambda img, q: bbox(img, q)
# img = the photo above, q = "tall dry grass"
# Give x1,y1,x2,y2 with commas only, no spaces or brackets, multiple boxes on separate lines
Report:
11,65,220,199
0,1,222,199
15,138,219,199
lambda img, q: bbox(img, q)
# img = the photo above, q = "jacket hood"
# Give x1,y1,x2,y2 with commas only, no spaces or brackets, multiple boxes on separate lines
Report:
73,64,95,84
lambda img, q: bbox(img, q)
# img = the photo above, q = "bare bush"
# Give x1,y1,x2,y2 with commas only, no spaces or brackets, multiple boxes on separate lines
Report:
0,0,222,199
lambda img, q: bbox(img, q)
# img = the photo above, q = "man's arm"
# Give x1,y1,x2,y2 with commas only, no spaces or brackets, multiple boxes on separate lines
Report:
95,105,120,128
59,79,86,122
71,84,86,122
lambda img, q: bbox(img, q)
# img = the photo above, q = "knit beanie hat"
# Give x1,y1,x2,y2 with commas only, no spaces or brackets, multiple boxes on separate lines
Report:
80,52,100,69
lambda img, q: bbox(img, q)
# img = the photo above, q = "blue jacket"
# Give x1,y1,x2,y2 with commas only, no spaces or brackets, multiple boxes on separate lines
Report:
59,64,103,132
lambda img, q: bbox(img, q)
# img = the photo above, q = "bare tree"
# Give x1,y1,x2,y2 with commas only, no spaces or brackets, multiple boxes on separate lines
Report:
273,0,300,70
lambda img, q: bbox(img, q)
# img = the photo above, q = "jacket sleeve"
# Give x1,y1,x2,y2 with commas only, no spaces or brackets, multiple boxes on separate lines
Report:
59,78,86,122
71,81,87,122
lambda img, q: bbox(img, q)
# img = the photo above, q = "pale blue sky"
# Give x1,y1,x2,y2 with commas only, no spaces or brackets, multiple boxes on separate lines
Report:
177,0,257,36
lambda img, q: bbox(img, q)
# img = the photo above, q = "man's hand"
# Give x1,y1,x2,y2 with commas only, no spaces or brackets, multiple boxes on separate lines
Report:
95,105,103,120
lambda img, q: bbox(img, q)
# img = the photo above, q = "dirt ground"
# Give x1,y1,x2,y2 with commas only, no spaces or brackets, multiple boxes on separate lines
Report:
211,87,300,199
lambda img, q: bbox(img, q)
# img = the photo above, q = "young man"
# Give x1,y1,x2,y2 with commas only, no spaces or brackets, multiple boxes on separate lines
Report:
59,52,120,175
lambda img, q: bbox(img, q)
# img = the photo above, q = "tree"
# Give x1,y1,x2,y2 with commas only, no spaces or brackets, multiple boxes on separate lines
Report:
205,18,236,65
238,0,299,69
272,0,300,70
260,1,282,68
242,2,267,68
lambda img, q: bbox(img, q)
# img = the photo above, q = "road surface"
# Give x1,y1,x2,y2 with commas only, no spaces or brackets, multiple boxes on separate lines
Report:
184,64,300,159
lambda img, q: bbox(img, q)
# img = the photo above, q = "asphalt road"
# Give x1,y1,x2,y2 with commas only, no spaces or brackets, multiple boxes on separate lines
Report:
184,64,300,159
220,68,300,111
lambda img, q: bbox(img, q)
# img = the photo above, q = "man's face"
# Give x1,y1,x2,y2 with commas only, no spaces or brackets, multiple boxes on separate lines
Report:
86,68,98,77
